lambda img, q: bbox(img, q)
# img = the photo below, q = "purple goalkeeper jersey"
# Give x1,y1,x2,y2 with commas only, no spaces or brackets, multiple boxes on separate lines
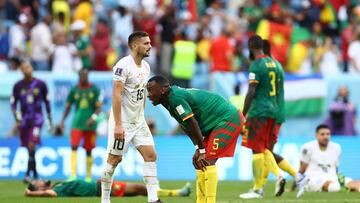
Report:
11,78,51,128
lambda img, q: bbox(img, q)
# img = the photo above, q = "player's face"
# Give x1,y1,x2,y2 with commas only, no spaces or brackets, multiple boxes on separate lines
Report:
147,81,162,105
316,128,331,147
20,63,33,78
79,70,88,85
135,36,151,58
31,180,51,191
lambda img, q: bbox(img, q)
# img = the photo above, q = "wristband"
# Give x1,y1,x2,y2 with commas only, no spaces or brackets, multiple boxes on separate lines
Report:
91,114,98,120
195,145,199,149
199,148,206,154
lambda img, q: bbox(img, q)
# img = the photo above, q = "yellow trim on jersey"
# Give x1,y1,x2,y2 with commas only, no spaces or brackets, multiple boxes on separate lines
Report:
182,113,194,121
249,80,259,84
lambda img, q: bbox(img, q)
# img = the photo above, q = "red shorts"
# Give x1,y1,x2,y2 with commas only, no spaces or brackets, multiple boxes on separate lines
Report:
111,181,127,197
70,129,96,151
203,111,244,159
241,117,276,152
269,124,281,149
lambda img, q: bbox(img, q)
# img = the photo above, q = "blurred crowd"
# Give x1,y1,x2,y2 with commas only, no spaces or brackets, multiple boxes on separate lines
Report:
0,0,360,79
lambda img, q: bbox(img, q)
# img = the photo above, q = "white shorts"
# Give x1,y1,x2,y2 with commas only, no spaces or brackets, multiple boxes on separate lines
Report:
107,120,154,156
305,175,339,192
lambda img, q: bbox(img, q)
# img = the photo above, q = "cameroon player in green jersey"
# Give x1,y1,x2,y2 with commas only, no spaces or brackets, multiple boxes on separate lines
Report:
239,35,286,199
147,75,244,203
25,179,191,198
57,69,102,181
260,40,297,189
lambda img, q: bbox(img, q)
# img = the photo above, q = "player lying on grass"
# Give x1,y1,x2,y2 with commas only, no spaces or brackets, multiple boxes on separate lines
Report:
25,179,191,198
296,124,360,197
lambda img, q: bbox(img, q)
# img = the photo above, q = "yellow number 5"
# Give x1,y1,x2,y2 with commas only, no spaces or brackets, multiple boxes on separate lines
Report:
269,71,276,96
213,138,219,150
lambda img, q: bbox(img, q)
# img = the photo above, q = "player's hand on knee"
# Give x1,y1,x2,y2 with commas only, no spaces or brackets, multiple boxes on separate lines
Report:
114,124,125,140
86,118,96,127
192,150,200,169
196,153,210,171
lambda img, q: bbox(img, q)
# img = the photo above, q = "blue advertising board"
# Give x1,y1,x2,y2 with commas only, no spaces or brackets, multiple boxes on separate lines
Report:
1,136,359,180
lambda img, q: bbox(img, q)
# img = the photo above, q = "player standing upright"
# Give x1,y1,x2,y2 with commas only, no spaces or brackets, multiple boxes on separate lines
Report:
57,69,102,181
239,35,286,199
260,40,297,187
101,31,161,203
11,61,52,182
147,75,244,203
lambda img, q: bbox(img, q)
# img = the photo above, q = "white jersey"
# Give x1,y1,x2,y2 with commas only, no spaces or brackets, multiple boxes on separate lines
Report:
300,140,341,179
110,55,150,124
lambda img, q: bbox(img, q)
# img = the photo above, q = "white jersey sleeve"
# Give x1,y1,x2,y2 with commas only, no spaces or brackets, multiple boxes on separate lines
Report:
113,60,129,82
300,142,312,164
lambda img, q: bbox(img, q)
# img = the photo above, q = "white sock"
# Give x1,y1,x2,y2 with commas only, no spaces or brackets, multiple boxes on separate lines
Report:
328,182,341,192
101,163,115,203
143,162,160,202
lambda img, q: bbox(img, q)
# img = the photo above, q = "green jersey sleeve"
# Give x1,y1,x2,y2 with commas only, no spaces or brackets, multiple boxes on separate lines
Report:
66,88,75,104
170,96,194,121
248,62,261,84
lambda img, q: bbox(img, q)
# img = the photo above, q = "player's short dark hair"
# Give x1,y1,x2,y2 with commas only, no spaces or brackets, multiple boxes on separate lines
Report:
28,183,37,191
128,31,149,47
148,75,170,86
316,124,330,133
248,35,263,50
263,40,271,56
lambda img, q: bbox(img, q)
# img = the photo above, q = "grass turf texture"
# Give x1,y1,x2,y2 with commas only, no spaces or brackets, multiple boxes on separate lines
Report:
1,180,359,203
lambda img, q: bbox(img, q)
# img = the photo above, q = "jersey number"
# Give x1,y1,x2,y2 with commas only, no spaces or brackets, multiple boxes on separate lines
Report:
268,71,276,96
113,139,124,150
213,138,219,150
136,89,145,101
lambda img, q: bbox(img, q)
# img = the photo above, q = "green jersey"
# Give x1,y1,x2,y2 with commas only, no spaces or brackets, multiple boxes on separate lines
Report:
275,60,285,124
53,180,98,197
67,84,101,131
76,35,91,69
165,86,239,134
247,56,284,120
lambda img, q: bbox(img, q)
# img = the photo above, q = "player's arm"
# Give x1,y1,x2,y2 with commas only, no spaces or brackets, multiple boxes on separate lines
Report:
87,88,103,126
184,116,205,149
58,88,74,129
10,84,20,123
112,80,125,140
242,67,259,116
242,82,258,117
25,189,57,197
41,82,52,127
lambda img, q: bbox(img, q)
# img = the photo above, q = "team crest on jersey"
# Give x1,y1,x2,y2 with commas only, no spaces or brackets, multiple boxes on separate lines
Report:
115,68,123,76
135,84,140,89
74,93,80,100
33,88,39,95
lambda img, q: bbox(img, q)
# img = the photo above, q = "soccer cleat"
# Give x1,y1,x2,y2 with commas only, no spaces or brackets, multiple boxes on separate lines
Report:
296,175,310,198
275,176,286,197
239,189,264,199
149,199,163,203
178,182,192,196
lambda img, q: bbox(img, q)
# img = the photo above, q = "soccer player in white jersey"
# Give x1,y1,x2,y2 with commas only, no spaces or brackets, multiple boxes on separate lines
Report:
296,124,342,197
101,31,161,203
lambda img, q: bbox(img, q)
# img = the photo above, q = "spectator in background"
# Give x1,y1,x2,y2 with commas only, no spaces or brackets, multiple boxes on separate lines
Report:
348,26,360,74
315,37,342,75
73,0,93,35
8,13,27,59
206,0,226,38
50,31,78,73
30,13,52,71
51,0,70,31
111,5,133,58
10,61,52,183
71,20,92,70
209,29,234,72
91,19,110,71
53,11,67,37
312,21,325,47
325,86,357,136
341,16,357,72
229,83,244,111
171,32,197,88
158,4,177,77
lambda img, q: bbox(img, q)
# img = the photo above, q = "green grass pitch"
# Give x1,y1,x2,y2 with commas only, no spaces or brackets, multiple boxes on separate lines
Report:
1,180,360,203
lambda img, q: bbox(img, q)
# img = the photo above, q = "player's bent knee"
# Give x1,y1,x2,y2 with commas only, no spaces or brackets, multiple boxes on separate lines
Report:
107,154,122,166
143,152,157,162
